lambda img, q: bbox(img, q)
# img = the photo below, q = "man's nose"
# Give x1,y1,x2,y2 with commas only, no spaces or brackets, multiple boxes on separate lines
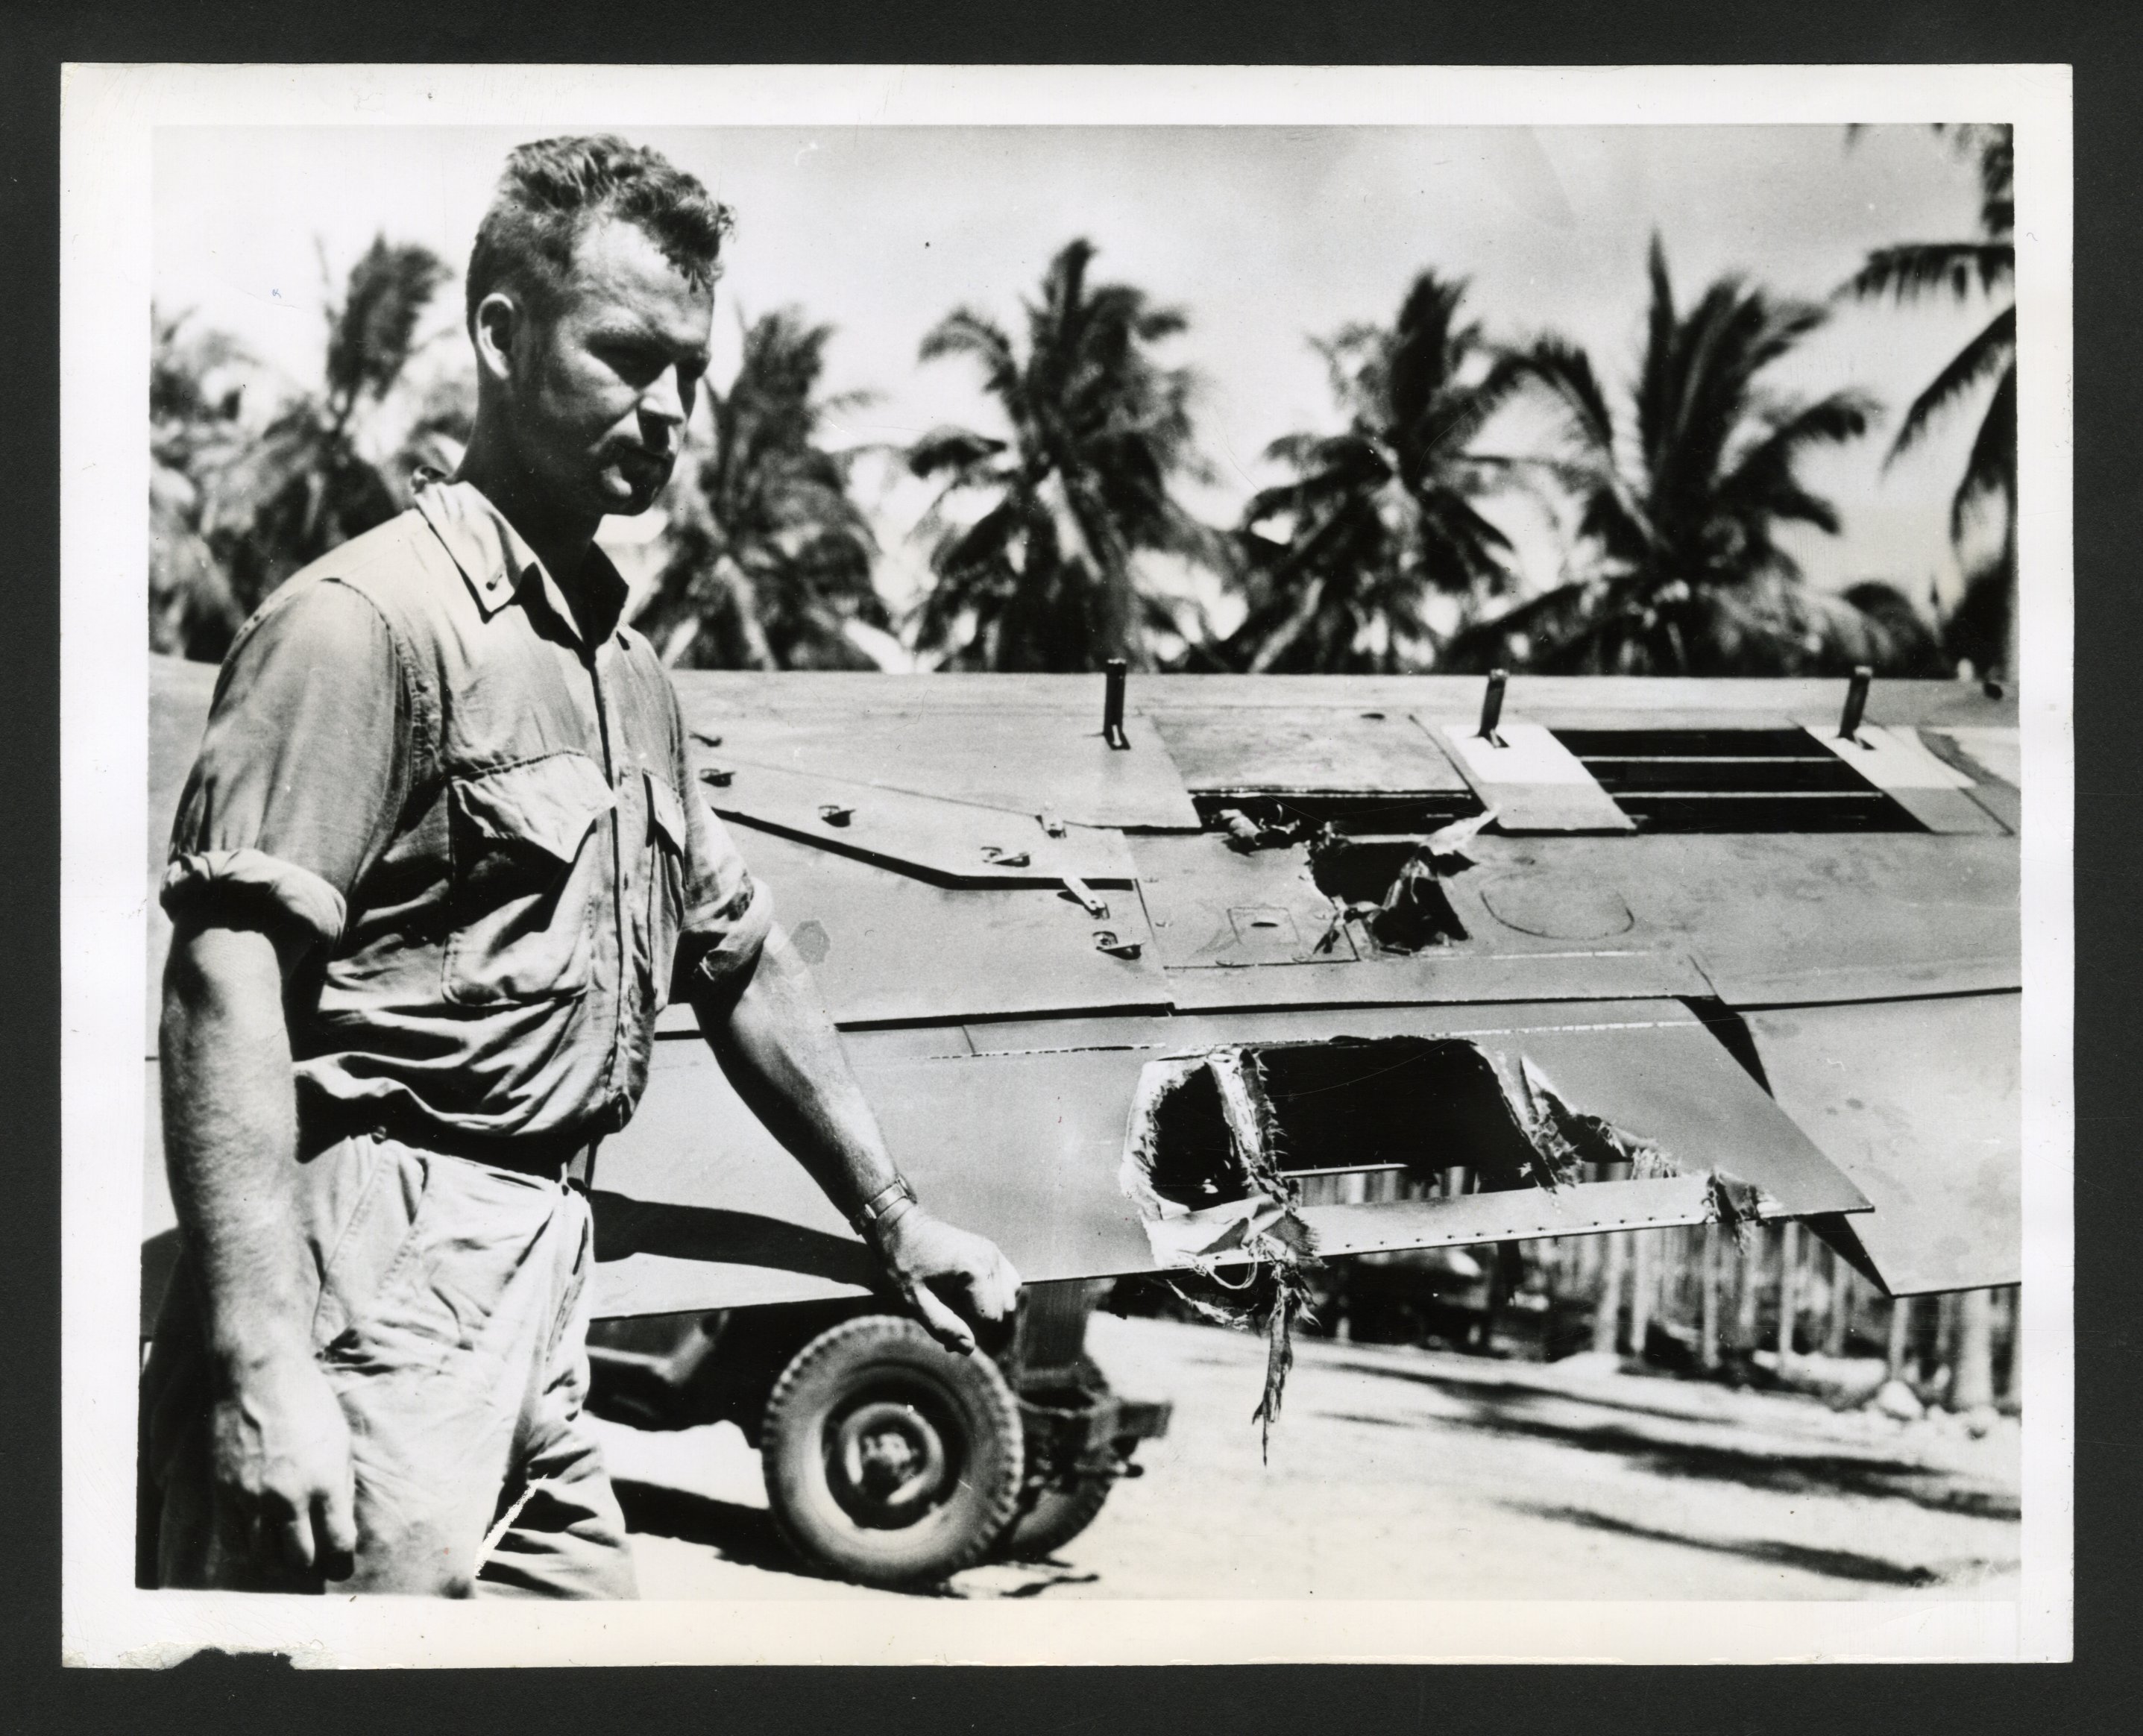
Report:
638,368,687,441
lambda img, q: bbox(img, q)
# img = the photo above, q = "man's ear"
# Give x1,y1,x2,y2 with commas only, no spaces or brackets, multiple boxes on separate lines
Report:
471,290,522,386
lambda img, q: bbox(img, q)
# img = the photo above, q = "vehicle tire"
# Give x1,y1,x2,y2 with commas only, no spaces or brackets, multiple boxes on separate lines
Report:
995,1356,1117,1562
761,1313,1025,1588
996,1472,1113,1563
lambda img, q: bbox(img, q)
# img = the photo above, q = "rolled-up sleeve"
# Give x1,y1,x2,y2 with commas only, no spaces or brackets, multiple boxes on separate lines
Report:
162,579,409,949
667,693,773,1003
673,792,774,1001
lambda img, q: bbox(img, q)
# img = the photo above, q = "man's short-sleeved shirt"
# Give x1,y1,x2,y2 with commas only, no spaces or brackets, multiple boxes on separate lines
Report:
162,475,773,1146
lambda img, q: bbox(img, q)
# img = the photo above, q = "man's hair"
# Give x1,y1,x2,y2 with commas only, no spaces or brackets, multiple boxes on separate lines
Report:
466,135,733,325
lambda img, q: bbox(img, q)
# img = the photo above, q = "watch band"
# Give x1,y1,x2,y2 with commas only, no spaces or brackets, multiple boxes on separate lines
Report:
849,1174,918,1239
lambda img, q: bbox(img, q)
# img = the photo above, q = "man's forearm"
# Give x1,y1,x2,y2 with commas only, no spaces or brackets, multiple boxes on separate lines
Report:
693,924,900,1219
695,922,1021,1352
160,922,311,1368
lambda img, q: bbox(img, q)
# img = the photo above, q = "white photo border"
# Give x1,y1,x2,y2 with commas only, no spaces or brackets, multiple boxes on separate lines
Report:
60,60,2074,1667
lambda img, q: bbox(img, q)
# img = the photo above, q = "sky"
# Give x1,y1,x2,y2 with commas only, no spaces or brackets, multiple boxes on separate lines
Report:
154,123,2002,634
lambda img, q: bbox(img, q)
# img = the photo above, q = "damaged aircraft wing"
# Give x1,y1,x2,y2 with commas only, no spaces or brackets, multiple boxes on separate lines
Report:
139,659,2023,1333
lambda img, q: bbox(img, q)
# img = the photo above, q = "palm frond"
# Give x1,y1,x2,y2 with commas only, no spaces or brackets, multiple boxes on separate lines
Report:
1972,125,2015,238
1652,280,1825,503
919,308,1022,398
323,237,450,418
1635,236,1680,468
1889,306,2015,461
1718,389,1878,520
1951,364,2017,541
1309,324,1388,420
1439,579,1605,673
1259,430,1332,471
1840,242,2013,306
1133,305,1192,345
1513,336,1653,559
1403,351,1529,474
1514,338,1616,461
1384,271,1467,438
907,425,1010,479
1842,124,2017,623
1241,573,1332,674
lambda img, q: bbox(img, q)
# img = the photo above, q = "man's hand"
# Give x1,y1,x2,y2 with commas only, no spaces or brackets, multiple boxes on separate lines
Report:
874,1205,1021,1356
164,918,356,1582
700,929,1020,1354
210,1347,359,1579
701,931,1022,1356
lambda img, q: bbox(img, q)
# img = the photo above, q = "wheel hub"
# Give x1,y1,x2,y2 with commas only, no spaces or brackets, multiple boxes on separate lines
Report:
830,1400,950,1525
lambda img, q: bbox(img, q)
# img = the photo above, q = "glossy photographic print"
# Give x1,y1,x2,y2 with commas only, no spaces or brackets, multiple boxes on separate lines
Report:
60,63,2072,1665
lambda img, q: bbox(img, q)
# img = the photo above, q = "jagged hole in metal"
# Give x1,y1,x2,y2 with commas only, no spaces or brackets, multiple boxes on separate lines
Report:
1303,837,1469,952
1137,1037,1573,1214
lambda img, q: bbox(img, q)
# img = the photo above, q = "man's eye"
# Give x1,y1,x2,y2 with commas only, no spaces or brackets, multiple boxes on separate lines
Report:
602,345,665,389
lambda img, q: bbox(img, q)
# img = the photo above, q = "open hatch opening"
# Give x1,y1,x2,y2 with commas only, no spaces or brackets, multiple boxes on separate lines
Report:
1551,727,1926,833
1193,790,1481,840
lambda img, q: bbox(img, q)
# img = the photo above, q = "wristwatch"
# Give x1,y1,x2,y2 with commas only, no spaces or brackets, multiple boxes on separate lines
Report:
849,1174,919,1242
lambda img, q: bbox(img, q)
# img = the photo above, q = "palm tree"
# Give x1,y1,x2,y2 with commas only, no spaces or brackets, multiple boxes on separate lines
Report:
1840,579,1949,678
207,236,451,620
1842,125,2016,680
907,239,1216,672
1445,238,1895,676
633,309,887,670
1220,271,1527,673
149,309,251,659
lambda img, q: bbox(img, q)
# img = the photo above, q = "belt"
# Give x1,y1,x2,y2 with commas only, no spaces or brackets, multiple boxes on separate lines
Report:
303,1103,603,1185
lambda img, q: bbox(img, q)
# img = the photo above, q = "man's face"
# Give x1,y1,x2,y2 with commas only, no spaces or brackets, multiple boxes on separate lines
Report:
501,216,714,520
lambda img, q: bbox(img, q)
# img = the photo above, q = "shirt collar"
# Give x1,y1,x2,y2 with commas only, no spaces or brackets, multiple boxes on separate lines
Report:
412,470,629,647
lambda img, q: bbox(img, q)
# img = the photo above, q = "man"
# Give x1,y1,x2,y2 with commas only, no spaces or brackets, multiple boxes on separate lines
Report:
142,135,1019,1598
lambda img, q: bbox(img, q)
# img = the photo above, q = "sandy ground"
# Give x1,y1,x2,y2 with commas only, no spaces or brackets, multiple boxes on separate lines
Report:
590,1312,2022,1603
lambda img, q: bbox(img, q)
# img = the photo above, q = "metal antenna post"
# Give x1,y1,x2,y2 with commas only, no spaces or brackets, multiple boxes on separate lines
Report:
1102,658,1130,749
1476,668,1508,747
1837,666,1872,743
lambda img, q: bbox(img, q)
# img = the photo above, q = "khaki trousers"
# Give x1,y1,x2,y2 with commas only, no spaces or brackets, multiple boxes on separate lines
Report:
141,1133,638,1598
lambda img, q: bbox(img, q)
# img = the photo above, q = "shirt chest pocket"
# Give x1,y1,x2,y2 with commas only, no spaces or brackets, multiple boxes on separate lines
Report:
443,752,616,1006
642,767,689,1012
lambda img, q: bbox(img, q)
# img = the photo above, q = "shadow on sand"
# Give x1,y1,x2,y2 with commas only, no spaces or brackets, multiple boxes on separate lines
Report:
614,1481,1110,1601
1317,1354,2017,1522
1498,1501,1964,1588
1442,1408,2017,1521
611,1481,816,1581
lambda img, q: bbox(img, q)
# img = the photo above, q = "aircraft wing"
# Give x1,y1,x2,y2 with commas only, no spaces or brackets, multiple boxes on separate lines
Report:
142,660,2024,1327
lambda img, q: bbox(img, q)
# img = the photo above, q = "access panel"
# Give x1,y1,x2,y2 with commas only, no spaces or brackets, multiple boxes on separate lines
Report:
1418,716,1635,833
1748,993,2021,1295
686,826,1170,1029
694,705,1202,831
696,757,1137,886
